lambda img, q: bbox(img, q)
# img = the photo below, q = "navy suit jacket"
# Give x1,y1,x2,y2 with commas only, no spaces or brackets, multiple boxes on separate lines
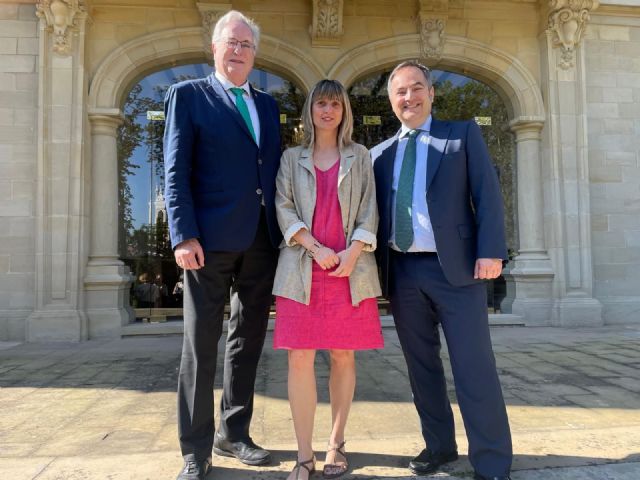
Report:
163,73,283,251
371,118,507,296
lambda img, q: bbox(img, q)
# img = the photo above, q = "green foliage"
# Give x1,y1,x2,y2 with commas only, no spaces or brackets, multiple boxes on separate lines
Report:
269,81,306,148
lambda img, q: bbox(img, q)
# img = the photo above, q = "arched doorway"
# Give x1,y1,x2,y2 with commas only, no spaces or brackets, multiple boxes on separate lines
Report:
117,64,306,322
348,68,516,312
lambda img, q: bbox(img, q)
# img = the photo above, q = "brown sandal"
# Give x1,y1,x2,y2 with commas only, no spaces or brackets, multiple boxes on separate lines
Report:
323,441,348,479
292,456,316,480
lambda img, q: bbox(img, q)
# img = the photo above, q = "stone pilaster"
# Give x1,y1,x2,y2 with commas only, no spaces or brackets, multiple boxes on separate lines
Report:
27,1,89,341
196,2,231,60
309,0,343,47
85,110,133,338
540,0,603,326
547,0,599,69
503,119,555,325
36,0,85,56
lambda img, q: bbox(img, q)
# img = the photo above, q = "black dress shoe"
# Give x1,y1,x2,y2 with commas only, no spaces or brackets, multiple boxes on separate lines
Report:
213,432,271,466
474,474,512,480
176,457,212,480
408,448,458,474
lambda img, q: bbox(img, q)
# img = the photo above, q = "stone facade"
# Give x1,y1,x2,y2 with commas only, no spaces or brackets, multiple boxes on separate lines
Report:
586,8,640,323
0,0,638,340
0,3,38,340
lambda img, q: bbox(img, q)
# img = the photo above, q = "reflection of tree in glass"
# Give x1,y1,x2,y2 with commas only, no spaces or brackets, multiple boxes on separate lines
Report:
268,81,305,149
433,80,515,251
118,75,197,260
117,83,143,259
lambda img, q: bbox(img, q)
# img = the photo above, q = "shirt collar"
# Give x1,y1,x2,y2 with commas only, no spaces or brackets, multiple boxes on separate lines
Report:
215,71,251,96
400,115,432,138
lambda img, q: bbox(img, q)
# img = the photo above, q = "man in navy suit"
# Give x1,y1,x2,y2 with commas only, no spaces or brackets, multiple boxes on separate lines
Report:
163,10,282,480
371,61,512,480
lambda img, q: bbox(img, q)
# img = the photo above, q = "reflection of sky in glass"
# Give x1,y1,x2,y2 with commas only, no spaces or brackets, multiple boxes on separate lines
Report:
125,64,288,229
432,70,469,87
350,69,471,96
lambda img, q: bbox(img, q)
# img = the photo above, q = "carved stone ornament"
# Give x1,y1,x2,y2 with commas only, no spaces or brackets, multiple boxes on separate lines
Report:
547,0,599,69
310,0,344,47
419,17,446,61
196,3,232,59
36,0,86,56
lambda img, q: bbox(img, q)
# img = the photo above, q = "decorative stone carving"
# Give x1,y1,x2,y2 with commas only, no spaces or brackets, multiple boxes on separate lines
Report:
310,0,344,47
196,3,232,59
36,0,86,56
419,17,446,61
547,0,599,69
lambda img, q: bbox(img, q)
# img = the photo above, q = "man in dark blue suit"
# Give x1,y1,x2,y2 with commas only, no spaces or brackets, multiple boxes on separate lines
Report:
163,10,282,480
371,61,512,480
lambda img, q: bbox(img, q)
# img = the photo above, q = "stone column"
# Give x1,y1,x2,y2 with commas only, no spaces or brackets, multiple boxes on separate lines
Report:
539,0,602,326
502,119,554,324
85,109,133,338
27,1,89,341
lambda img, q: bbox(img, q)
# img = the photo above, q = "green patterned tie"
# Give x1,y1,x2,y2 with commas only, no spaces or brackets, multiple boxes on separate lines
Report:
395,129,419,252
230,87,256,142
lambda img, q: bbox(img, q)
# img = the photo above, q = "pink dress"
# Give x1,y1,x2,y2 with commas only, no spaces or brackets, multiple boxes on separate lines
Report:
274,159,383,350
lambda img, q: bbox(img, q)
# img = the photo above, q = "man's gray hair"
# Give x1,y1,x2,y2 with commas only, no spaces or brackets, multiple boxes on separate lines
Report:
387,60,433,92
212,10,261,50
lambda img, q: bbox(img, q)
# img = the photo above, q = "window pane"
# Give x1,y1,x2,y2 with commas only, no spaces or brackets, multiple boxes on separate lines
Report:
118,65,305,320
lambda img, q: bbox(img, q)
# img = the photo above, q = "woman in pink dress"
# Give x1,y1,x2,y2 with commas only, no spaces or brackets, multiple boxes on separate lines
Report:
272,80,383,480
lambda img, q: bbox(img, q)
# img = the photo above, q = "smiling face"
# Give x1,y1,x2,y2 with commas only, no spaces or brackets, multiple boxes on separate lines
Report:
389,66,435,129
212,20,255,86
312,96,344,135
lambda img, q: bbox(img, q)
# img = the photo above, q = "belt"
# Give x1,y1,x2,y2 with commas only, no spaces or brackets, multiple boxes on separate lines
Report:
390,249,437,256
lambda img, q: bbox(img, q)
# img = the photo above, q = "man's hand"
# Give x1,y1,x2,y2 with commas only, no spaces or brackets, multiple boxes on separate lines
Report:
174,238,205,270
474,258,503,280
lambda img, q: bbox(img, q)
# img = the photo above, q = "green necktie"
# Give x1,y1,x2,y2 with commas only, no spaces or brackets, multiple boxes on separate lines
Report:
230,87,256,142
395,129,419,252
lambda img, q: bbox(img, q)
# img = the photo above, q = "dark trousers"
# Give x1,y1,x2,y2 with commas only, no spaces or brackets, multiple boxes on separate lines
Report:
389,252,512,477
177,211,278,461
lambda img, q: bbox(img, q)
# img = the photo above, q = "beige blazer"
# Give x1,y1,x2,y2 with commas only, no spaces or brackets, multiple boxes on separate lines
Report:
272,143,382,306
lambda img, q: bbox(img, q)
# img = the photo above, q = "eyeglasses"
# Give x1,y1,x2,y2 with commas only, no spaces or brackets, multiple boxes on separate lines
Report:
223,38,256,52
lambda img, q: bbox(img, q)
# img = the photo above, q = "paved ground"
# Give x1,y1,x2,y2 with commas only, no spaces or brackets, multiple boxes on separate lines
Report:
0,324,639,479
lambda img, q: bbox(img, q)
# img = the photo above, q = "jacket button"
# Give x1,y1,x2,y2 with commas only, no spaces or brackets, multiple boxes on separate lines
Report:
258,159,263,165
256,188,263,195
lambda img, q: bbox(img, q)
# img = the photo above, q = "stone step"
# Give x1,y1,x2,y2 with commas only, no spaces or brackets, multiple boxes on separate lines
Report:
121,313,525,336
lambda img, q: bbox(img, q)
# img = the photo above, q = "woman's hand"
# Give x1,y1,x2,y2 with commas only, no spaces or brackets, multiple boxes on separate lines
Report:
329,242,364,277
314,246,340,270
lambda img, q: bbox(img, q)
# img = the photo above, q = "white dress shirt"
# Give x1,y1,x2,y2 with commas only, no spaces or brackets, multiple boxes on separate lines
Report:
215,71,261,145
390,115,437,252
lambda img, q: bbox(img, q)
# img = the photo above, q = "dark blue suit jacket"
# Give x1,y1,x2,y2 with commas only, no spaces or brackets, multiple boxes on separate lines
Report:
163,74,282,251
371,118,507,295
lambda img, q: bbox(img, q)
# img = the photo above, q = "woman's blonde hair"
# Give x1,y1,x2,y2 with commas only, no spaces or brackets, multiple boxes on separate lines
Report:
301,79,353,148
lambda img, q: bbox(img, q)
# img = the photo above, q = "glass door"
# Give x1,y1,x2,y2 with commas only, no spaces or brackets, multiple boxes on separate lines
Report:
118,64,305,322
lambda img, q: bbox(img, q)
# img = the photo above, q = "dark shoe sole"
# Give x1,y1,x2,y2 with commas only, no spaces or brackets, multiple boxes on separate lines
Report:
212,446,271,466
409,451,459,475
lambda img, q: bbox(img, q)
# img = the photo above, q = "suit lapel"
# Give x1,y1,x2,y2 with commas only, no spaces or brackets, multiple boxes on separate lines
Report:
426,119,450,192
337,144,355,187
251,85,267,148
206,74,256,144
378,135,399,234
298,147,315,176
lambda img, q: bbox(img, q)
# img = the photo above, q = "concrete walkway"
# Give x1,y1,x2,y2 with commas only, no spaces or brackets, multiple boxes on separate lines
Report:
0,324,639,479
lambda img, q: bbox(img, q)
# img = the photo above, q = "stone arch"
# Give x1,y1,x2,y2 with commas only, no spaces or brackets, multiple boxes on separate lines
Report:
328,34,545,122
88,27,324,109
